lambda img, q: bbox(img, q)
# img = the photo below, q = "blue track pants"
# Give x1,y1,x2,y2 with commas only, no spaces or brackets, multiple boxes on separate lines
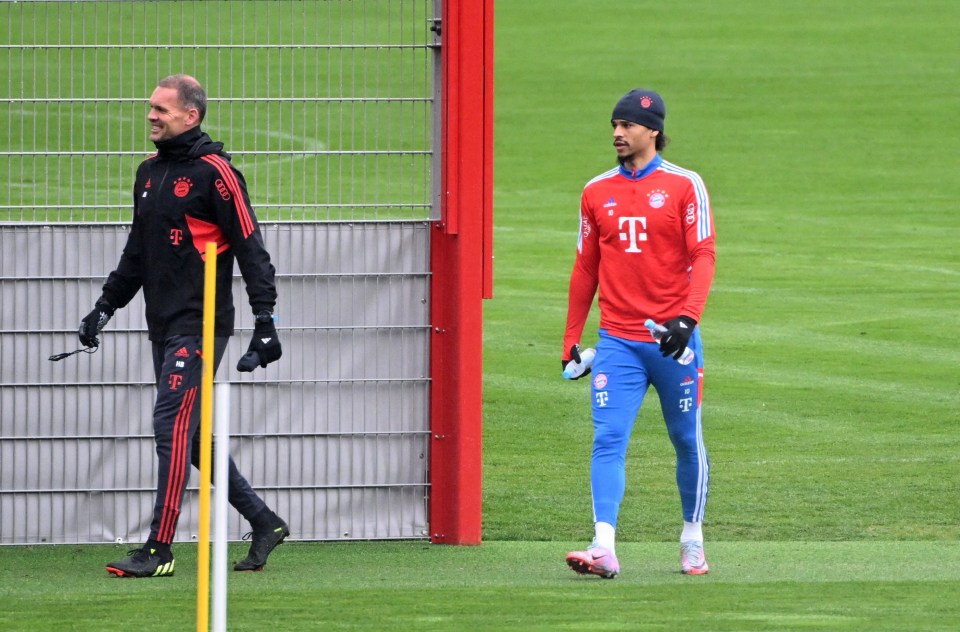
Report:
589,328,709,526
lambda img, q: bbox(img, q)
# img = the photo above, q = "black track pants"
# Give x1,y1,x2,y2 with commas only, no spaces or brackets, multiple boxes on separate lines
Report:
149,335,267,544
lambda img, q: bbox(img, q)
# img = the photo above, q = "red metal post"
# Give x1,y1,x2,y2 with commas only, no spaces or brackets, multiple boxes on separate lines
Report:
429,0,494,545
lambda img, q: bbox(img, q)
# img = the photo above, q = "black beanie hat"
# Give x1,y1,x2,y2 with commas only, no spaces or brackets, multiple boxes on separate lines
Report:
611,89,666,132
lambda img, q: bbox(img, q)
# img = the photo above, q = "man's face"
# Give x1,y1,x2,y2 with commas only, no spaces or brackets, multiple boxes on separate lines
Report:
611,119,658,164
147,86,198,142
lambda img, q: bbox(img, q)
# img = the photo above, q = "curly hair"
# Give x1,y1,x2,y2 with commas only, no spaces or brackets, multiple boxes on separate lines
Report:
656,131,670,152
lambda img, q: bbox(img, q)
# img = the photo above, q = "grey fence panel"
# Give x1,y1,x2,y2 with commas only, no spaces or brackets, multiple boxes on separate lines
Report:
0,222,431,544
0,0,438,545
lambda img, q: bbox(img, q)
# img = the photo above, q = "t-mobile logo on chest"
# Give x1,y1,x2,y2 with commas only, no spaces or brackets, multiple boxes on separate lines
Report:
618,216,647,253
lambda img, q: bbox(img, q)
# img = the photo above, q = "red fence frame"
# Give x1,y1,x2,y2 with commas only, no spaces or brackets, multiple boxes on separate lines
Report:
428,0,494,545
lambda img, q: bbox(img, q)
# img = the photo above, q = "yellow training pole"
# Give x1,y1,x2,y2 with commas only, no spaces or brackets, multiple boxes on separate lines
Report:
197,241,217,632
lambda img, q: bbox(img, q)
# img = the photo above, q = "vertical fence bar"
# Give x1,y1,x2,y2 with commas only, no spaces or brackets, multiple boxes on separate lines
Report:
428,0,494,545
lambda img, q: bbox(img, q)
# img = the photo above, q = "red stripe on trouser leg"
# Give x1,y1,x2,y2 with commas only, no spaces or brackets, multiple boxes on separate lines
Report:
159,386,196,542
697,368,704,406
157,386,197,543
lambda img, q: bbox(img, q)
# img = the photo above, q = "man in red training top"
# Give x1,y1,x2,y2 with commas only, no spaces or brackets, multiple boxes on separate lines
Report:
562,88,716,578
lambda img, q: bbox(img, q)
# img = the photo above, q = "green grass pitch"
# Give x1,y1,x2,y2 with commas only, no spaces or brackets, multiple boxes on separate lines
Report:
3,0,960,630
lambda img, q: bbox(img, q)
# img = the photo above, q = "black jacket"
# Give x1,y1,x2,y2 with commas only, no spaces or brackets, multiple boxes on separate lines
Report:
100,127,277,342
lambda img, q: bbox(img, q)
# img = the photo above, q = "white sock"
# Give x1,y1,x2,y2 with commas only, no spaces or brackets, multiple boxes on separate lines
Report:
593,521,616,553
681,521,703,542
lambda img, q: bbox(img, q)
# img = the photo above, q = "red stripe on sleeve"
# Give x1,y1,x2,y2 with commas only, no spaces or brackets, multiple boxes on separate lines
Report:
201,154,255,238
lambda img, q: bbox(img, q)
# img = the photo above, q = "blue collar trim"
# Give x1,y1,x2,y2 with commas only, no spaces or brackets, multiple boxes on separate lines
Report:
618,154,662,180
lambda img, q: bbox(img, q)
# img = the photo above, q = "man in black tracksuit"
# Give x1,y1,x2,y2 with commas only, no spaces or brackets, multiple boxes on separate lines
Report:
79,74,288,578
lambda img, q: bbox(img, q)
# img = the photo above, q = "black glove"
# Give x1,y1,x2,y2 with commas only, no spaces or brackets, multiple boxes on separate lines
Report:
659,315,697,360
237,311,282,372
78,301,115,348
561,344,591,380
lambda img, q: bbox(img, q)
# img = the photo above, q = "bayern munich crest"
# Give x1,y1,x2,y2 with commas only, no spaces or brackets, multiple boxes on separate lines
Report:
648,190,667,208
593,373,608,389
173,177,193,198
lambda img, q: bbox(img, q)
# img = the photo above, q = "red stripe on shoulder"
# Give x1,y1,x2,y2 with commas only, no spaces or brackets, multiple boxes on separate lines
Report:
200,154,255,238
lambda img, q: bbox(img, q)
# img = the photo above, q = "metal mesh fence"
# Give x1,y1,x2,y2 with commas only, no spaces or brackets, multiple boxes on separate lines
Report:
0,0,438,223
0,0,438,544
